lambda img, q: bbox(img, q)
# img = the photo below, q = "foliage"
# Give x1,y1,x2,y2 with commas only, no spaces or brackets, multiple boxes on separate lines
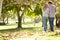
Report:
25,7,34,17
34,4,42,16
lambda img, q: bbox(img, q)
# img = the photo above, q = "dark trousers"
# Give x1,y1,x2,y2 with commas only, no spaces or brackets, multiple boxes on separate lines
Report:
49,17,54,32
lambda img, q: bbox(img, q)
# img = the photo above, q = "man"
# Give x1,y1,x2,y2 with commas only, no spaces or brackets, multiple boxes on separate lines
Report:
48,2,56,32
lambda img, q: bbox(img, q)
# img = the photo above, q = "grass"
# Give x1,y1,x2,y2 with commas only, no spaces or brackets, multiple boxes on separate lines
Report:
0,22,60,40
0,27,60,40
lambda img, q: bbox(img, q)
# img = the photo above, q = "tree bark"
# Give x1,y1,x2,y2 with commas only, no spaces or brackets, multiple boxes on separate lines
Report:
17,10,22,28
0,0,3,15
22,16,25,23
17,5,27,28
7,17,8,24
2,15,5,24
18,16,22,28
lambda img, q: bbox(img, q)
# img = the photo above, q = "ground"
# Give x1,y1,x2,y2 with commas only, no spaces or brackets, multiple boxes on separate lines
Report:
0,22,60,40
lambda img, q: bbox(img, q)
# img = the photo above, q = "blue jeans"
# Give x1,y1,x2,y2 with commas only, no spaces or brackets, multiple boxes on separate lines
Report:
42,17,48,31
49,17,54,32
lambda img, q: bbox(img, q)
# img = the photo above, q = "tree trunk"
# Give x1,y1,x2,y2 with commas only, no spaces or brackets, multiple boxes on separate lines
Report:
18,16,22,28
17,5,27,28
2,15,5,24
7,17,8,24
22,16,25,23
34,17,36,26
17,10,22,28
0,0,3,15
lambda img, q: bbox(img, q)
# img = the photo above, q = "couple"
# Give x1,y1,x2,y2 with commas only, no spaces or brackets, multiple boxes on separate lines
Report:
42,2,56,32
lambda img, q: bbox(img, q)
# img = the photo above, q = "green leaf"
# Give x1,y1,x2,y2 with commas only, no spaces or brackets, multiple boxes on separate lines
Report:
34,4,42,16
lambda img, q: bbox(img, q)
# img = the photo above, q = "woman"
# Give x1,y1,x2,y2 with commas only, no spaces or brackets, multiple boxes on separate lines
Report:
42,4,49,32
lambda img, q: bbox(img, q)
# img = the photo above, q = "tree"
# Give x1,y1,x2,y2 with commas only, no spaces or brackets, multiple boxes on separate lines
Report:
1,0,12,24
1,0,42,28
0,0,3,16
12,0,42,28
34,4,42,16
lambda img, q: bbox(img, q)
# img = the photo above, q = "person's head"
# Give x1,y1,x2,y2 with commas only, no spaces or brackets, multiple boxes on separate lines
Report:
48,1,53,5
43,4,48,10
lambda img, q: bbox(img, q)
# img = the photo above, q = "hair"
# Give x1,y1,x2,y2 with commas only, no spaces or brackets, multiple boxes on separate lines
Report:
43,4,48,11
48,1,53,4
